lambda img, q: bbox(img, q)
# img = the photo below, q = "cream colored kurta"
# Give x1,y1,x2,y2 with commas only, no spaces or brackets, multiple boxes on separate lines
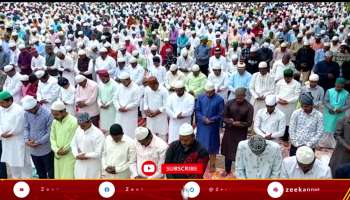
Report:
3,73,22,103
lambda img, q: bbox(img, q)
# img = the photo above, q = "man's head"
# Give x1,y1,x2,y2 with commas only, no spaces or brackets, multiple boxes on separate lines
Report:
153,56,161,67
323,42,331,51
75,74,88,87
109,124,124,143
192,64,200,77
170,64,178,75
296,146,315,174
204,82,215,98
77,112,92,131
237,62,246,75
135,126,153,146
248,135,267,156
0,91,13,109
214,47,221,58
119,72,132,87
283,68,294,83
99,47,108,58
174,81,185,97
258,61,268,75
179,123,195,151
335,78,346,91
35,70,49,83
282,54,291,65
4,65,16,77
22,95,39,114
97,70,110,84
308,74,319,88
324,51,333,62
235,87,246,104
78,50,86,59
300,92,314,114
147,76,159,91
265,95,276,114
51,100,67,121
58,77,70,89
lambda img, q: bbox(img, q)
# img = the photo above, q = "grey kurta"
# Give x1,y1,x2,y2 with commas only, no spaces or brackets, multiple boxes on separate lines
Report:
329,116,350,176
221,99,254,161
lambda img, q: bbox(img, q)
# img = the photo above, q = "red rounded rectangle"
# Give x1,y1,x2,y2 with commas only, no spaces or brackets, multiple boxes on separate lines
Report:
161,164,203,174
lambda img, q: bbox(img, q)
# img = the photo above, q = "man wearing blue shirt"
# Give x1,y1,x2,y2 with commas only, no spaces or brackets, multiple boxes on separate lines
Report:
228,62,252,100
195,36,210,76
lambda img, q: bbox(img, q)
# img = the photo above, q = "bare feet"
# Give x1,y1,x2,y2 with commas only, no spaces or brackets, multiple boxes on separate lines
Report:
221,171,229,177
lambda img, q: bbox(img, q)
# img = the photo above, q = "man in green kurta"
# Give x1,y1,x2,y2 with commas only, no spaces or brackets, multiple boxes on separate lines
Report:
322,78,350,148
185,64,207,98
50,100,78,179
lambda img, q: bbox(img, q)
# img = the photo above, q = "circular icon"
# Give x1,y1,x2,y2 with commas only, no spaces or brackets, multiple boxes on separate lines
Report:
98,181,115,198
267,181,284,198
13,181,30,198
182,181,200,198
141,160,157,177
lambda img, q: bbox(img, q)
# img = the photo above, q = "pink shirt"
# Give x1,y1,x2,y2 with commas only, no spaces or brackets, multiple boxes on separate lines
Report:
75,79,99,117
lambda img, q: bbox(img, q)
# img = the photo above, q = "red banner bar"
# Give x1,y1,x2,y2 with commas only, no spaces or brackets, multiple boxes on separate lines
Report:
161,164,203,174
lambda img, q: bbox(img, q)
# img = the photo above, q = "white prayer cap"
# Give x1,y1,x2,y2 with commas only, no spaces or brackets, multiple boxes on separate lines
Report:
58,31,64,36
325,51,333,57
173,80,185,88
212,65,222,70
341,41,348,46
181,49,188,56
192,64,200,72
332,36,339,41
11,31,18,36
68,34,73,38
9,42,16,48
309,74,319,81
125,36,131,41
118,72,130,80
179,123,194,136
320,30,326,34
303,40,310,46
324,42,330,47
132,50,139,56
297,33,303,38
54,39,61,44
246,39,253,44
237,62,246,69
250,46,258,52
164,37,169,42
99,47,108,53
4,65,14,72
280,42,288,48
348,32,350,37
191,30,196,34
65,46,72,51
296,146,315,165
232,54,238,61
78,49,86,55
78,31,83,35
151,45,157,50
75,74,87,83
129,57,137,63
262,42,269,48
265,95,276,106
204,81,215,91
35,70,45,79
135,126,149,140
258,61,268,69
51,100,66,111
21,95,37,110
152,31,156,35
19,74,29,81
101,35,106,40
117,57,126,63
215,31,221,36
19,44,25,50
104,42,111,48
137,38,143,42
170,64,178,71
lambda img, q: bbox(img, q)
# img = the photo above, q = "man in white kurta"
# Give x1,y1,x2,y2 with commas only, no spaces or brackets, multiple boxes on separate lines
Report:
130,127,168,179
71,112,105,179
209,48,228,73
35,70,60,111
0,91,32,178
254,95,286,143
249,62,275,117
3,65,23,103
165,64,186,92
166,80,195,143
275,68,301,141
102,124,136,179
97,70,119,133
56,51,76,86
271,54,297,83
207,65,229,101
113,72,140,139
128,57,145,86
94,47,116,76
144,76,169,142
57,77,76,115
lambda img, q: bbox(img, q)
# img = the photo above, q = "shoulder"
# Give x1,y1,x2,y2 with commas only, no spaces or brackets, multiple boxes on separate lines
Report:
283,156,296,165
266,140,281,150
314,159,331,172
237,140,249,149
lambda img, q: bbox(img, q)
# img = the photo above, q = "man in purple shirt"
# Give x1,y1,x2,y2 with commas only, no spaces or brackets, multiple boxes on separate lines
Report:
17,44,33,75
22,95,54,179
169,24,179,56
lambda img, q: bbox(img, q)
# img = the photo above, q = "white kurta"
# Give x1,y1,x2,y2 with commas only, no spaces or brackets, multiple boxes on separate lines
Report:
31,55,46,71
208,72,229,101
143,85,169,136
56,56,76,86
59,85,76,115
98,79,119,133
209,56,228,73
148,65,167,86
164,71,186,90
0,103,31,177
113,82,140,139
271,60,297,82
71,125,105,179
95,56,117,76
249,72,275,117
101,135,136,179
129,65,145,86
3,73,22,103
166,92,195,143
37,76,60,111
275,79,301,125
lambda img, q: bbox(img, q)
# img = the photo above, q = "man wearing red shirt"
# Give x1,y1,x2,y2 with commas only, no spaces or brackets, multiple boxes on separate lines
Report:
125,37,136,54
160,38,174,63
211,38,225,57
104,42,118,60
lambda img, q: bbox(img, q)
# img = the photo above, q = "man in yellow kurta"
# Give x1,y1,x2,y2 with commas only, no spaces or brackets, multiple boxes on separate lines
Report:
50,100,78,179
185,64,207,98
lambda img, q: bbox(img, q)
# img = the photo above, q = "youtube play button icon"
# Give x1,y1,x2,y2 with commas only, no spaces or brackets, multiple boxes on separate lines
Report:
141,160,157,177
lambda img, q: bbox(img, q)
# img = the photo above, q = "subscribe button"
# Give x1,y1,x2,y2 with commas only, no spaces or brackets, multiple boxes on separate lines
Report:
161,164,203,174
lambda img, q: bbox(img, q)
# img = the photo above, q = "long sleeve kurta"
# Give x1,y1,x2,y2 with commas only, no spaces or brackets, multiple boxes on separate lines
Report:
235,140,282,178
98,79,119,132
71,125,105,179
3,73,23,102
37,76,60,110
59,85,76,115
50,114,78,179
254,108,286,141
208,72,229,101
75,79,99,117
185,72,207,97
